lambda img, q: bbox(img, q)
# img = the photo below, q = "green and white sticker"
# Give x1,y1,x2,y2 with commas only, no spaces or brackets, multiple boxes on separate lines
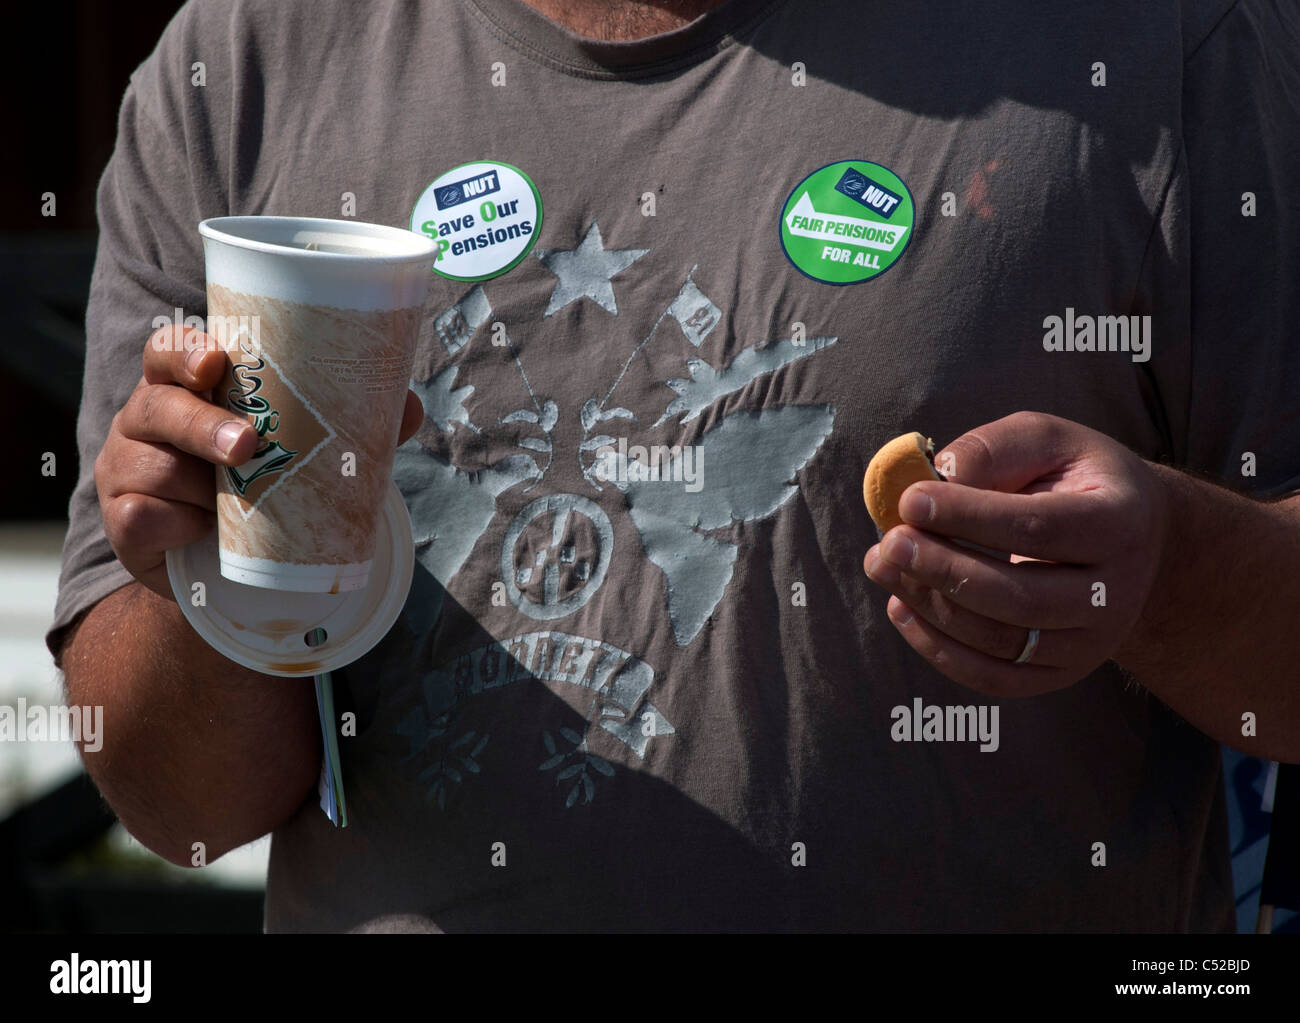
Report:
411,160,543,282
779,160,915,285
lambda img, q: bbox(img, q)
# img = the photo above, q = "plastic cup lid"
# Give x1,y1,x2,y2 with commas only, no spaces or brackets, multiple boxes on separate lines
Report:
166,481,414,678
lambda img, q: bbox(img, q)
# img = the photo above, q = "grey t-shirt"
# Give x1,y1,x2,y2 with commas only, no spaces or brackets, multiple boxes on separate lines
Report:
51,0,1300,931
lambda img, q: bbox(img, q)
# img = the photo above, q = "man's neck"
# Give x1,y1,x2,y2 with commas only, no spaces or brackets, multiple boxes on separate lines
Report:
517,0,730,41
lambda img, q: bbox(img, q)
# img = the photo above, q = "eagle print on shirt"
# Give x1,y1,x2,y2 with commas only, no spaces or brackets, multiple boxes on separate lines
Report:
389,221,836,810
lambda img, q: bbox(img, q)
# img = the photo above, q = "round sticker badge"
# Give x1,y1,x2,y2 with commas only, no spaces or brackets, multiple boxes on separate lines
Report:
779,159,915,285
411,160,543,282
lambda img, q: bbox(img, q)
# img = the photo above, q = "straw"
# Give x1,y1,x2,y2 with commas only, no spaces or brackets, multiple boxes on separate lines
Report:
309,628,348,827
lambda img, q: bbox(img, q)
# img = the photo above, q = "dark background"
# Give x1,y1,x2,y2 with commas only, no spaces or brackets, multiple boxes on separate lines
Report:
1,0,186,523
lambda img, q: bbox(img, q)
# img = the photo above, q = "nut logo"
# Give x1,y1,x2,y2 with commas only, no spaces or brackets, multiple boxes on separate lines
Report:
779,158,916,285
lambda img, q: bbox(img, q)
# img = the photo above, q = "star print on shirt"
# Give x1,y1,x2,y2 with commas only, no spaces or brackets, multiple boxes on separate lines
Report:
535,222,649,316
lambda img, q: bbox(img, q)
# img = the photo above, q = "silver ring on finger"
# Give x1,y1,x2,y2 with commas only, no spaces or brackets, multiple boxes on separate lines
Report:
1013,628,1040,665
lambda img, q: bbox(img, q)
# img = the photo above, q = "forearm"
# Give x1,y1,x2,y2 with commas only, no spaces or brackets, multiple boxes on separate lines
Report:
59,581,321,865
1116,464,1300,762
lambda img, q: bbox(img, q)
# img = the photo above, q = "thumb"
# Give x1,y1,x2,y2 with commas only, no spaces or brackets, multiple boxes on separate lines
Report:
937,411,1084,493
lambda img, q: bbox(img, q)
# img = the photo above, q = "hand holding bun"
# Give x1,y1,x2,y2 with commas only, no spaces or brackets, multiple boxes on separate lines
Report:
863,432,944,533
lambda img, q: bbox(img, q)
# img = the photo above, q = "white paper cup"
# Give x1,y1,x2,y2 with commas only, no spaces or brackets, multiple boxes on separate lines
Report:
199,216,437,592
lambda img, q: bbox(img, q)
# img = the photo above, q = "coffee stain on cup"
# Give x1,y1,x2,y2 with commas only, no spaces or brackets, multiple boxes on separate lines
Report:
275,661,323,674
260,618,309,636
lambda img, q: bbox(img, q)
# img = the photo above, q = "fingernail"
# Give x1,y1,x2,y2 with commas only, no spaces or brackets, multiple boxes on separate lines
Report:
216,421,247,456
889,598,914,626
865,552,899,586
186,346,208,375
881,533,916,569
899,488,934,523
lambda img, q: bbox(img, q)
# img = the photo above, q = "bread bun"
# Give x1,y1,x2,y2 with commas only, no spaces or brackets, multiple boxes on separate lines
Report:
863,432,944,533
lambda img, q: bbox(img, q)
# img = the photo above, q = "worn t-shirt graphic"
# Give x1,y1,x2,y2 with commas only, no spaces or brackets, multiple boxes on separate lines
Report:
52,0,1300,931
392,217,836,782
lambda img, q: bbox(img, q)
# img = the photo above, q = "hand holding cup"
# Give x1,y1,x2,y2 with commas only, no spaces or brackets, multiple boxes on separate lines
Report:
94,325,425,600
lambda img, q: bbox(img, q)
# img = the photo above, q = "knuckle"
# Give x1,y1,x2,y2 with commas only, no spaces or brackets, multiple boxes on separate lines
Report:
1011,410,1052,433
1010,510,1052,550
936,559,964,599
917,587,950,627
111,494,153,544
92,459,108,503
1019,410,1069,449
93,453,114,501
992,623,1024,660
952,601,1017,659
1114,521,1148,562
94,422,126,492
125,443,178,489
947,431,993,480
174,397,207,442
101,509,122,551
92,440,109,483
898,573,933,611
123,386,156,432
141,386,186,440
928,593,950,625
136,388,163,432
1002,579,1037,625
